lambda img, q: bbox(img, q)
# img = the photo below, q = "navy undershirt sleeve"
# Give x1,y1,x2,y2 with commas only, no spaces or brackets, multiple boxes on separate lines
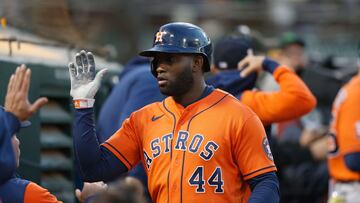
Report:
344,152,360,172
247,172,280,203
74,108,128,182
262,58,280,74
0,110,20,184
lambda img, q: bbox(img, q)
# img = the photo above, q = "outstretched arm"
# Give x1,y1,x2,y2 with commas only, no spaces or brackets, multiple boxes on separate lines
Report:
239,56,316,126
69,51,128,182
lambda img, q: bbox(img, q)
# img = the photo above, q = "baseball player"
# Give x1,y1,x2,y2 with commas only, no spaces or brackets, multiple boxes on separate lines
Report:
327,50,360,203
70,22,279,203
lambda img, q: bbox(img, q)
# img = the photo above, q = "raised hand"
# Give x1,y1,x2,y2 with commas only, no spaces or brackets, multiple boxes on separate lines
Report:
68,50,107,99
5,64,48,121
237,50,265,78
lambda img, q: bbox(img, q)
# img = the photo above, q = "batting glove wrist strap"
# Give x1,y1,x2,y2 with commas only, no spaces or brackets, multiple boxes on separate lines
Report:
73,98,95,109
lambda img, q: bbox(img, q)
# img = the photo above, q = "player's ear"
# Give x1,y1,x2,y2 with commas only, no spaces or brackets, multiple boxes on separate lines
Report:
192,56,204,73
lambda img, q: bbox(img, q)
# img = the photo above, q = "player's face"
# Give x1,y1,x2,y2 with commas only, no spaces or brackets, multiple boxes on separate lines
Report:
153,53,194,97
284,44,307,75
11,135,20,167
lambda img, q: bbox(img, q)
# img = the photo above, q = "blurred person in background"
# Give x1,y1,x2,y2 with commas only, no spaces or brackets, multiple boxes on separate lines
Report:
207,34,327,202
327,46,360,203
277,32,307,76
96,56,164,142
272,32,318,143
96,56,164,202
267,32,329,203
260,31,307,92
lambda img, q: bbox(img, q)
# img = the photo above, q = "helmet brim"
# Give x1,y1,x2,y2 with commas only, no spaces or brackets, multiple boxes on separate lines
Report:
139,45,200,57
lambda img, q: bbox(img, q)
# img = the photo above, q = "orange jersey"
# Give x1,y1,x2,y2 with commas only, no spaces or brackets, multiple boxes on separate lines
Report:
102,89,276,203
0,178,61,203
24,182,62,203
328,75,360,181
241,66,316,126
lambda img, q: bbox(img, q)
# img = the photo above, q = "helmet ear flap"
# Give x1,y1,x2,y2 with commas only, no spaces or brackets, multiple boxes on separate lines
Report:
202,43,212,72
151,58,158,77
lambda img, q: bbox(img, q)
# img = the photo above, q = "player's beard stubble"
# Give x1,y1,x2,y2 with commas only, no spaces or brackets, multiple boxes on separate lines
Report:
158,64,194,98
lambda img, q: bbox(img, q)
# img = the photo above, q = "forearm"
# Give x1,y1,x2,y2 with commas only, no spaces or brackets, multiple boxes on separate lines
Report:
242,58,316,124
268,59,316,114
247,172,280,203
74,108,127,182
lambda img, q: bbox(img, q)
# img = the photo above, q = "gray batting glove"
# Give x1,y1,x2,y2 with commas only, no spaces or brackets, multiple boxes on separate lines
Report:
68,50,107,108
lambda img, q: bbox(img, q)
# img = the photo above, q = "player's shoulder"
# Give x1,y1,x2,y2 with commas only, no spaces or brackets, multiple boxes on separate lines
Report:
338,75,360,103
25,181,60,202
346,75,360,93
131,100,165,117
26,181,45,191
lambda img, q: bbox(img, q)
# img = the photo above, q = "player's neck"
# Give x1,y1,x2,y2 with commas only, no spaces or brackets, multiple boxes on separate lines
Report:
173,79,206,107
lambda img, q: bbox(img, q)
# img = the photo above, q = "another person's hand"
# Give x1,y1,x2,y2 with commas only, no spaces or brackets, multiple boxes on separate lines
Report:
309,136,328,161
75,182,108,203
237,51,265,78
5,64,48,121
68,50,107,100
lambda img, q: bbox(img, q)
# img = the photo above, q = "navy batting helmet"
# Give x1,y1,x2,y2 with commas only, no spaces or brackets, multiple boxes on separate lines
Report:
139,22,212,77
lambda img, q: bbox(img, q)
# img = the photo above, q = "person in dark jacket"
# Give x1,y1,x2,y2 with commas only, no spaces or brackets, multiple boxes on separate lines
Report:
96,56,164,142
0,65,48,184
0,65,61,203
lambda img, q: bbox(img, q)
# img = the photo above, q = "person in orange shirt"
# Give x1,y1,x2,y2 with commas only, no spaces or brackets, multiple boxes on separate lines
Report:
207,36,316,138
327,63,360,202
70,22,279,203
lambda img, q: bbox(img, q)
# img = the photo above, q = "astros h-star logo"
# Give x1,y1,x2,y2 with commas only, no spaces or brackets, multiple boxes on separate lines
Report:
155,31,166,43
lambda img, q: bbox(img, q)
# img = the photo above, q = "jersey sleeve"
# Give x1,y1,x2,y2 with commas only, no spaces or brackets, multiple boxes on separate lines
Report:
102,112,141,170
233,114,277,180
241,66,316,126
24,182,62,203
